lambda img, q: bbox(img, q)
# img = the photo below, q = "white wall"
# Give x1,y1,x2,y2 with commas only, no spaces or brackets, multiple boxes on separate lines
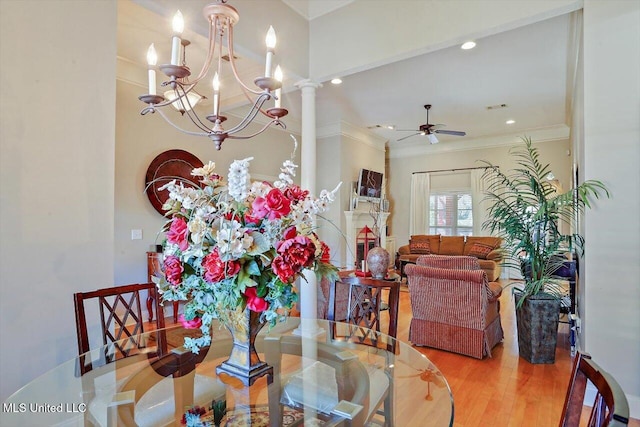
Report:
388,139,573,248
582,0,640,416
0,1,117,401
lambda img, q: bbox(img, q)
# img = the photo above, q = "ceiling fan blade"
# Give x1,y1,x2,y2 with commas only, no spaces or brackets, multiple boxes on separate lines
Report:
434,130,466,136
395,129,421,132
396,132,421,142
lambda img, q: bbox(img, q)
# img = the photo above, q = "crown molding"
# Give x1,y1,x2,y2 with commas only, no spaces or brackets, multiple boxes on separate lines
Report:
317,121,388,151
388,124,570,159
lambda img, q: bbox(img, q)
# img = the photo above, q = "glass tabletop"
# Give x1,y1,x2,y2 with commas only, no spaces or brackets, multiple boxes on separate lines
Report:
2,318,453,426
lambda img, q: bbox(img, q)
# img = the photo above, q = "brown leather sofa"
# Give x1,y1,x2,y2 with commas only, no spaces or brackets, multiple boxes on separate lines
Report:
405,255,504,359
397,235,503,281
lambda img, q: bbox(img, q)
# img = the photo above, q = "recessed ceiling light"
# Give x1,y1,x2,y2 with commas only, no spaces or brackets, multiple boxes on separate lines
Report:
386,125,395,130
461,41,476,50
506,119,516,125
331,78,342,85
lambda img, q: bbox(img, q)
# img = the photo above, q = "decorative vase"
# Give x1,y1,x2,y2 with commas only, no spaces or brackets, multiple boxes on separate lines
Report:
215,307,273,386
367,246,390,279
514,291,560,364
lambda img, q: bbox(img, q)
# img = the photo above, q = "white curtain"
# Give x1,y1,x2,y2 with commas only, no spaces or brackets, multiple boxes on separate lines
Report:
409,173,430,235
470,168,491,235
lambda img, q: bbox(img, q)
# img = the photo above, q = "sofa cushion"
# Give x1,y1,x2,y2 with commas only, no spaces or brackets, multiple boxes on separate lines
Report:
463,237,501,256
409,239,431,254
468,242,494,259
439,236,465,255
410,235,440,254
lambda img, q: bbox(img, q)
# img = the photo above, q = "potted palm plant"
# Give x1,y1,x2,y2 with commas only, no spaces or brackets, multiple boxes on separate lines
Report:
481,137,609,363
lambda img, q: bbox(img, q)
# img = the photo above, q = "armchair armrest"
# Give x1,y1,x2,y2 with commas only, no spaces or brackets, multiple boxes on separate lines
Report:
397,245,411,256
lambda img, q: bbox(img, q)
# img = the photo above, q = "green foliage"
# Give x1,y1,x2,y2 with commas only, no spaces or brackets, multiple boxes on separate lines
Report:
481,136,610,305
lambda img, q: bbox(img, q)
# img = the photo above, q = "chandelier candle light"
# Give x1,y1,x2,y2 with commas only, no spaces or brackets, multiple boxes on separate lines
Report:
139,0,288,150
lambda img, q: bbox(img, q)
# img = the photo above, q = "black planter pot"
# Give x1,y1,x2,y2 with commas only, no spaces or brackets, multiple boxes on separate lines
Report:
514,291,561,364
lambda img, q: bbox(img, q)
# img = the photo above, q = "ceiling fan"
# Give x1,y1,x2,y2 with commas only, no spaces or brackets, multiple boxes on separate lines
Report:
396,104,466,143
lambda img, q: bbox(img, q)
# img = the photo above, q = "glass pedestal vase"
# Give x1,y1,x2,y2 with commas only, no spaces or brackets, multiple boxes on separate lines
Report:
215,307,273,386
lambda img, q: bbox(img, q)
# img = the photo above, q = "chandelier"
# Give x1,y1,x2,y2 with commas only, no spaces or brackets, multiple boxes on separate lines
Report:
138,0,288,150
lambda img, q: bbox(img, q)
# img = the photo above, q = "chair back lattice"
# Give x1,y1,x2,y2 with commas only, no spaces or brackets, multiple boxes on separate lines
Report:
328,276,400,354
74,283,166,376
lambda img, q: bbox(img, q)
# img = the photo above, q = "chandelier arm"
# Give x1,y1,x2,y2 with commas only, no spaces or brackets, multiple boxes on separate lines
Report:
225,119,286,140
153,106,212,136
185,15,219,85
159,81,197,111
182,107,216,133
224,93,270,134
226,22,263,96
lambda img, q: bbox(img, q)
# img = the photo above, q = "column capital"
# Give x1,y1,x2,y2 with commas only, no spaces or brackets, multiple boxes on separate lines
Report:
294,79,323,91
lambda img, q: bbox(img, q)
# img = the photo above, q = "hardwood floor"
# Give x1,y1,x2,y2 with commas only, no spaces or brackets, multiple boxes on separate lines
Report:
393,281,639,427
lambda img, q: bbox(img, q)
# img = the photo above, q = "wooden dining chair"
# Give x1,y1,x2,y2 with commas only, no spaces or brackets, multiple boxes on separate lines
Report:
74,283,169,376
326,275,400,427
559,352,629,427
73,283,225,427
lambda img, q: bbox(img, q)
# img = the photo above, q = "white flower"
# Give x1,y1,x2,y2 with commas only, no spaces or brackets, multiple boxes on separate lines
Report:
249,181,272,198
215,220,254,259
228,157,253,202
191,161,216,177
188,217,208,244
274,159,298,189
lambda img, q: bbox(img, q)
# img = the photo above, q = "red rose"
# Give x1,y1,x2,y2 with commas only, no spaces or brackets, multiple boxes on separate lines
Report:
163,255,184,286
202,249,241,283
244,287,268,312
252,188,291,220
272,255,296,283
178,314,202,329
284,185,309,203
167,217,189,251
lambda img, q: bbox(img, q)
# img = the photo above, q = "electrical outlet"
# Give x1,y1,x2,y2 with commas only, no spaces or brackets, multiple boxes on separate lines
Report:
131,229,143,240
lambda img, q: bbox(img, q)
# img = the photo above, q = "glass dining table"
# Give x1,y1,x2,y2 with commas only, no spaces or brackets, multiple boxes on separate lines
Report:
2,318,453,426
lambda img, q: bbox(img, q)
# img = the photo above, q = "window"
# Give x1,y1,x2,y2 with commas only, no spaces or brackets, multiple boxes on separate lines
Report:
429,192,473,236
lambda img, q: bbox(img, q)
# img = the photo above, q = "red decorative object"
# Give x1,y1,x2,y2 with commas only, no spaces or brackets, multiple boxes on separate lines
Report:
356,225,375,277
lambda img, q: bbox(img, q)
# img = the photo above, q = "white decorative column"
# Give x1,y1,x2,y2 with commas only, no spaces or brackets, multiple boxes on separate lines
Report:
295,79,323,335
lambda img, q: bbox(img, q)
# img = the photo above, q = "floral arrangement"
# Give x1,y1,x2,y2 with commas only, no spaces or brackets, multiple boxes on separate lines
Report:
155,141,340,352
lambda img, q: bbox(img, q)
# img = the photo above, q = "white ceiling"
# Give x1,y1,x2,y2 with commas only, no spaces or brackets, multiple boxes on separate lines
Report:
119,1,573,154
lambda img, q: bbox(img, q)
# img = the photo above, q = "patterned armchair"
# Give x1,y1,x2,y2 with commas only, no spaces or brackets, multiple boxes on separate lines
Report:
405,255,504,359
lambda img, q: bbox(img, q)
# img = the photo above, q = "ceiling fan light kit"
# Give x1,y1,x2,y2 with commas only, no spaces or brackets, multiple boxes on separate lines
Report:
396,104,467,143
138,0,288,150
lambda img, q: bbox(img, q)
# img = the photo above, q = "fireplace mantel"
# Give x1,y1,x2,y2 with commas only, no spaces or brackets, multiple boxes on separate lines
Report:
344,210,389,270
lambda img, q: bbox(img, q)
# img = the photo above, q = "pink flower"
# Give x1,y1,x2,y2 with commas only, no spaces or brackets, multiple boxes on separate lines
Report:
163,255,184,286
167,217,189,251
202,249,241,283
244,287,268,312
178,314,202,329
252,188,291,220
